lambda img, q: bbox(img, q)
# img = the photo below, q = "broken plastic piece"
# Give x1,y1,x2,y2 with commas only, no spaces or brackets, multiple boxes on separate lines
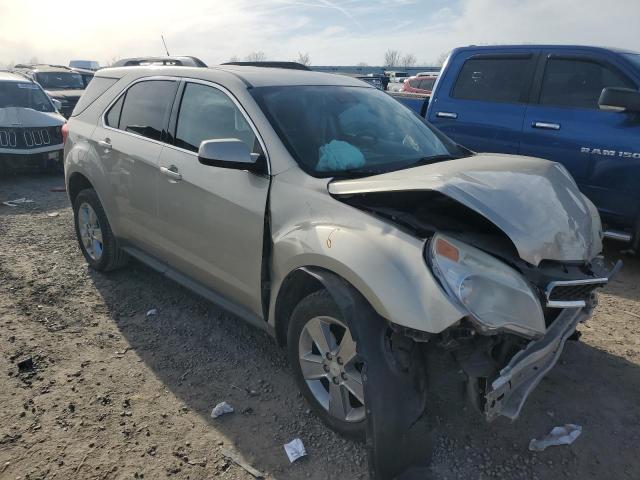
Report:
211,401,234,419
529,424,582,451
2,198,34,207
47,212,60,218
283,438,307,463
146,309,157,317
17,357,34,372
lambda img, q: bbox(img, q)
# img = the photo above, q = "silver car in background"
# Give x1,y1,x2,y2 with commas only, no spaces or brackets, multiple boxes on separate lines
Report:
64,65,618,478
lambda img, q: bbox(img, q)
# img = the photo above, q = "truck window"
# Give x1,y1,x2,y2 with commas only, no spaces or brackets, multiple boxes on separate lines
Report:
539,58,635,109
452,57,531,103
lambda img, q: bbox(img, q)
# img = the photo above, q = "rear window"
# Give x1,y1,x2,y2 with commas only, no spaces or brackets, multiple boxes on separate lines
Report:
35,71,84,90
452,57,532,103
72,76,118,116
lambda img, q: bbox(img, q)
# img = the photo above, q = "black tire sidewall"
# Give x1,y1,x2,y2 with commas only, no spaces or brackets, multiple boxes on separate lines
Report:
73,189,115,271
287,290,366,439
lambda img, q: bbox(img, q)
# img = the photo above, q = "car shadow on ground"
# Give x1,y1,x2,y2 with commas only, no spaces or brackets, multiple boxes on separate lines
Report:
88,252,640,480
0,172,67,217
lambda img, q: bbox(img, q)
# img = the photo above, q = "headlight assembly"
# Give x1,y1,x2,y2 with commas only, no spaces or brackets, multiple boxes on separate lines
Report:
429,234,545,338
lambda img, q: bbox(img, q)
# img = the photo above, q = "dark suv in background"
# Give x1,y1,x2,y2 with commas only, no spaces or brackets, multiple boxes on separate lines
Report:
14,64,86,118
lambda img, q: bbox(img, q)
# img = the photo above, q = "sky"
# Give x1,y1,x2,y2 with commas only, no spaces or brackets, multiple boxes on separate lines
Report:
1,0,639,67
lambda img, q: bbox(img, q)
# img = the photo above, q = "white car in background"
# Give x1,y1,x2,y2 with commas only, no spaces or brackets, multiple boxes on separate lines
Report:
0,71,66,172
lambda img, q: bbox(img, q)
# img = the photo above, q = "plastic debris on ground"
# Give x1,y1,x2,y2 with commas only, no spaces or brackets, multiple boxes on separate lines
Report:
2,198,35,207
47,212,60,217
529,424,582,451
146,308,157,317
211,401,234,419
284,438,307,463
221,448,264,478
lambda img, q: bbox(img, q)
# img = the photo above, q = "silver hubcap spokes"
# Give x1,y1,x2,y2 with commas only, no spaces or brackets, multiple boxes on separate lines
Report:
78,203,103,260
299,316,365,422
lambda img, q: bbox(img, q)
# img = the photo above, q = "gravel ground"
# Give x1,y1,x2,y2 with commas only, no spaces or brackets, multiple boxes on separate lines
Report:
0,172,639,480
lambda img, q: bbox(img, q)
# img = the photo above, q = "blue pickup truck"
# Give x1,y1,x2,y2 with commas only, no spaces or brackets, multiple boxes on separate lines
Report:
397,45,640,249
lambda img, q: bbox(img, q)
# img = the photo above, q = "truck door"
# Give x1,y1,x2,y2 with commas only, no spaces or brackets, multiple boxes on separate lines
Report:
520,51,640,232
427,51,537,154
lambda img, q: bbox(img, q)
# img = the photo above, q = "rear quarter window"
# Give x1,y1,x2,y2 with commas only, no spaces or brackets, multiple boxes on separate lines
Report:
452,56,532,103
72,76,118,116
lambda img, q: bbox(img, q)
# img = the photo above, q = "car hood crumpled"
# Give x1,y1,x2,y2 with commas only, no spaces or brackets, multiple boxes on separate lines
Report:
328,153,602,266
0,107,65,128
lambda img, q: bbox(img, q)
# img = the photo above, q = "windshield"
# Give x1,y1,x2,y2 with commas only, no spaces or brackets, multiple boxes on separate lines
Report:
0,82,54,112
35,72,84,90
251,85,467,177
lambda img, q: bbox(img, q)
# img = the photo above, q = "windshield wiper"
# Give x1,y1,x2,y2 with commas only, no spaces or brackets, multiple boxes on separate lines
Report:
404,153,467,169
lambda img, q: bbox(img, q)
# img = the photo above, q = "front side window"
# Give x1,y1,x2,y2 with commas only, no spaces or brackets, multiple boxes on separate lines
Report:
0,82,54,112
539,58,635,109
452,57,532,103
251,85,467,177
35,72,84,90
174,82,258,153
109,80,177,141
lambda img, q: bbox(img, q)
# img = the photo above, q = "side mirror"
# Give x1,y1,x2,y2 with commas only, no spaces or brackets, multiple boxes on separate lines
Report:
598,87,640,113
197,138,258,171
51,98,62,111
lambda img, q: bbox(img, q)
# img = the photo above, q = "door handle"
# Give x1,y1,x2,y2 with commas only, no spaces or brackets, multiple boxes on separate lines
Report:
160,165,182,181
97,139,111,150
532,121,560,130
436,111,458,119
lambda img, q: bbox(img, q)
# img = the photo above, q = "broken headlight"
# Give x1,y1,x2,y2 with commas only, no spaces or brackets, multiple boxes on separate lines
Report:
429,234,545,338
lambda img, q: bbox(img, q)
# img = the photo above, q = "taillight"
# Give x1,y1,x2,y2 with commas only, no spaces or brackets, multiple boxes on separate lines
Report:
61,123,69,145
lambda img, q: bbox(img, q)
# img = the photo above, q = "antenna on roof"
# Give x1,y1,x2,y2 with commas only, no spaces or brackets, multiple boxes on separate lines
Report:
161,35,171,56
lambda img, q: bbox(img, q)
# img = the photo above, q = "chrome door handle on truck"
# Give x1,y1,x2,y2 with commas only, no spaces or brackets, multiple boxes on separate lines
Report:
436,111,458,119
533,122,561,130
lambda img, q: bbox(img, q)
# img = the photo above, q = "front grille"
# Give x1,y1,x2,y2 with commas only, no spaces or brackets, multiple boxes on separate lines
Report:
0,126,63,150
546,279,606,306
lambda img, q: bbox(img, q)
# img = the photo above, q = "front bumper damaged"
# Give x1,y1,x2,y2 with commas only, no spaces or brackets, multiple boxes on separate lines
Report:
485,305,593,421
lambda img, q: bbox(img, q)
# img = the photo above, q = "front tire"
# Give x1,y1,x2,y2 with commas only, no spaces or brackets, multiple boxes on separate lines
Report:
288,290,366,439
73,188,128,271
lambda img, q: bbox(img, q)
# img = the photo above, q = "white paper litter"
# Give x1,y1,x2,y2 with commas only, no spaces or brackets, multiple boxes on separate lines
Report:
211,401,234,419
47,212,60,217
529,424,582,452
284,438,307,463
146,308,158,317
2,198,34,207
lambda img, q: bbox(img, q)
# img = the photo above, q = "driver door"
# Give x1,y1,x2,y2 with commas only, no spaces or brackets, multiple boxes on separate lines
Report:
156,81,270,317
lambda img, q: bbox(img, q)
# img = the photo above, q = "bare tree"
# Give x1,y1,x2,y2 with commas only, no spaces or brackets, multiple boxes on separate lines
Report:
296,52,311,67
104,56,120,67
383,49,401,68
228,55,240,62
401,53,417,69
28,56,39,65
435,51,450,67
356,62,368,67
245,51,267,62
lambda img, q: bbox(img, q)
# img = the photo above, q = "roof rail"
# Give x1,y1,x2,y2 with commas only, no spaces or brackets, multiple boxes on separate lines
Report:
111,56,207,68
222,61,311,71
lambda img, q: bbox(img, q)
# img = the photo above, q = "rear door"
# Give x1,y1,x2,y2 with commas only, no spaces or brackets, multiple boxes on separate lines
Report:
94,78,178,255
520,50,640,229
156,80,270,316
427,51,538,153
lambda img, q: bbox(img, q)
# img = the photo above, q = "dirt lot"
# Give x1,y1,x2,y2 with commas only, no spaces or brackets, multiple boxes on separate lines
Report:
0,173,639,480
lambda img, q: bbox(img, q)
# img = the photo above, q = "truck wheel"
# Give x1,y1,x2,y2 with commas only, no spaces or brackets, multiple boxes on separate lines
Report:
288,290,366,439
73,188,128,271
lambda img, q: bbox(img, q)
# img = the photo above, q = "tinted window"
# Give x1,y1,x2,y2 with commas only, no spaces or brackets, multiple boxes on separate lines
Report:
251,85,467,177
105,94,124,127
73,76,117,116
419,78,436,91
35,72,84,90
175,83,257,153
539,58,635,109
453,57,531,103
0,82,54,112
117,80,177,141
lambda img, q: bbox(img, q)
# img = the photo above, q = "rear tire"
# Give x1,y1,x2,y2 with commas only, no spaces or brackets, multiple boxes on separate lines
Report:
287,290,366,439
73,188,128,271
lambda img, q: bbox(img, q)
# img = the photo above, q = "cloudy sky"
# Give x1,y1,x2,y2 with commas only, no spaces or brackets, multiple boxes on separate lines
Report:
1,0,639,67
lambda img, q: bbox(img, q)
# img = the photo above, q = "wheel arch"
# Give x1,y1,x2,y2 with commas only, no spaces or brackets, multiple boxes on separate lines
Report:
67,171,94,205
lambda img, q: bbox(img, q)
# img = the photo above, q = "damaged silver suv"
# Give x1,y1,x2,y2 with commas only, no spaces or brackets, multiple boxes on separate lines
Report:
65,66,619,478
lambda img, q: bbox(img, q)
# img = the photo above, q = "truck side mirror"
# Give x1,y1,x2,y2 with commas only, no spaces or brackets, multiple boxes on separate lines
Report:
598,87,640,113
